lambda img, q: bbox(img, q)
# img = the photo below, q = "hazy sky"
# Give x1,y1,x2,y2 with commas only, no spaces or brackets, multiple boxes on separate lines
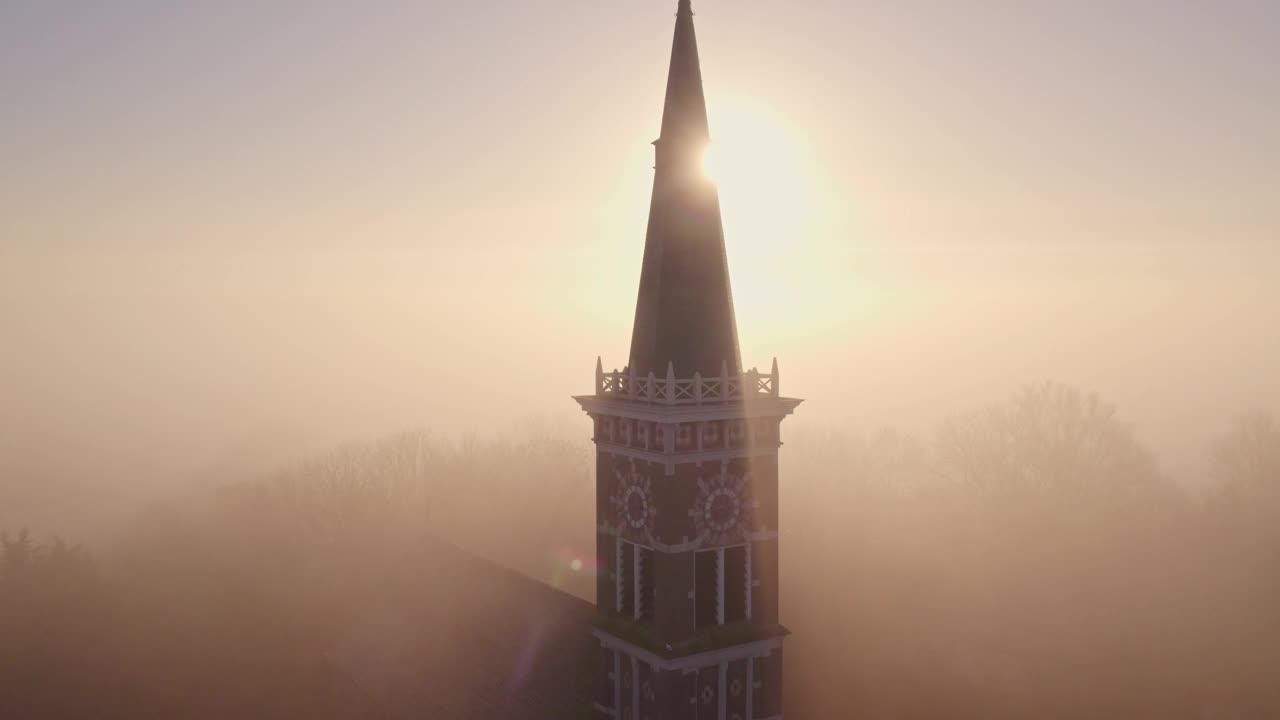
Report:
3,1,1278,488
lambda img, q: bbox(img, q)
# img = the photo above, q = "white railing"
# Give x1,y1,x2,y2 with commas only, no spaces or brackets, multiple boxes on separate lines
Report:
594,358,780,405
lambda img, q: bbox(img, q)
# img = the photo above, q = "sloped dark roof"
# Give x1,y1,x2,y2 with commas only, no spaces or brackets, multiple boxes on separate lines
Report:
327,536,595,719
628,0,742,379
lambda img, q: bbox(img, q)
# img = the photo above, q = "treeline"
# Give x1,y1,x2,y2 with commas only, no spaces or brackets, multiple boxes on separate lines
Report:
783,384,1280,718
2,383,1278,718
1,427,596,719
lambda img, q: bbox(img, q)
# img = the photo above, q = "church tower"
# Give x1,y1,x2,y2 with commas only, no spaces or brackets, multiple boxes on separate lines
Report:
575,2,802,718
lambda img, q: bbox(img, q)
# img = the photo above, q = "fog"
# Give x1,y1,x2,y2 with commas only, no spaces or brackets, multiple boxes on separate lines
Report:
3,1,1280,717
4,1,1278,523
4,239,1278,537
5,393,1280,716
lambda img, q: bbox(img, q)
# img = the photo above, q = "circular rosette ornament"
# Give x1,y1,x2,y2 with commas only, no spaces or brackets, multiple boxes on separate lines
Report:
610,462,657,539
692,472,753,545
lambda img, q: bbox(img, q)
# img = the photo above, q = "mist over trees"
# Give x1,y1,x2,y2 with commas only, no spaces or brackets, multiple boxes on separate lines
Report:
3,383,1278,718
784,384,1280,718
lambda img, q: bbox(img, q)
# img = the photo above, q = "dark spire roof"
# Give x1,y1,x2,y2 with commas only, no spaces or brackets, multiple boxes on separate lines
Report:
627,0,742,379
659,0,709,145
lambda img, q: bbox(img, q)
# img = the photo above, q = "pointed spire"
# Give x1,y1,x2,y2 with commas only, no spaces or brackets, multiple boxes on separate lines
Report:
628,1,742,379
659,0,709,151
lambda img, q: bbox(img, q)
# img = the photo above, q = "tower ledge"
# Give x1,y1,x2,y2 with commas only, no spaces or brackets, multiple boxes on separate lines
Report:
592,618,789,669
592,359,788,406
576,358,802,425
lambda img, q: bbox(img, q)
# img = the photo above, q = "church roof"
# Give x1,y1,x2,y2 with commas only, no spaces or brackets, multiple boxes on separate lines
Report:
628,0,743,379
328,536,596,718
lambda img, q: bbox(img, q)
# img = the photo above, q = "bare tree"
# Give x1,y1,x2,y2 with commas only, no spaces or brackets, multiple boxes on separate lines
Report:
936,381,1170,507
1210,410,1280,506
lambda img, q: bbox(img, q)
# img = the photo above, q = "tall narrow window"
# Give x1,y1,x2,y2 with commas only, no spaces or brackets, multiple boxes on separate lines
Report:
724,545,748,623
619,540,656,621
695,549,719,629
695,545,750,630
637,545,655,621
619,540,635,616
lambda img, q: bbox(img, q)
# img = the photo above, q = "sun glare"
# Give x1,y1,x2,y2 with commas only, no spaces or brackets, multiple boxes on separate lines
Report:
700,143,722,182
704,100,815,237
704,100,821,326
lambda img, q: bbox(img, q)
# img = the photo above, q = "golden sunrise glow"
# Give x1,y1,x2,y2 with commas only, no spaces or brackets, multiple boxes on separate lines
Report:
5,4,1280,717
699,143,721,183
703,99,826,330
704,99,817,241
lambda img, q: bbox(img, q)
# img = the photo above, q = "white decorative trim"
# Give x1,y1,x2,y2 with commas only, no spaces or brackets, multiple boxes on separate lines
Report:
600,522,779,554
612,461,658,534
691,472,753,546
631,655,640,720
596,520,773,556
615,538,625,614
745,530,781,544
715,547,726,626
613,649,621,718
575,395,803,425
592,629,785,673
592,701,617,717
746,657,754,720
633,543,642,620
595,364,779,406
719,661,728,720
595,442,781,474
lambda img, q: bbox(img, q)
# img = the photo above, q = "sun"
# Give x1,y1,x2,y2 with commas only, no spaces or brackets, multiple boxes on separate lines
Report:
701,99,819,318
700,142,724,183
701,99,815,237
